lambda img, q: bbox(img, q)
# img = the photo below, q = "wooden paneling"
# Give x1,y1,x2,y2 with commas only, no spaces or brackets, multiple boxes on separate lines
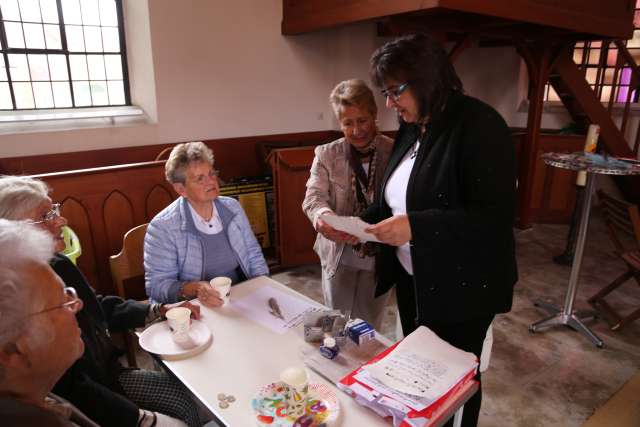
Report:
513,132,587,224
33,161,176,296
0,131,341,177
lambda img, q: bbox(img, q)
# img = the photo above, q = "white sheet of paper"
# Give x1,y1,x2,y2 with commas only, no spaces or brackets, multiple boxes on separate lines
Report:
363,326,477,400
227,286,322,334
322,215,380,243
353,368,433,411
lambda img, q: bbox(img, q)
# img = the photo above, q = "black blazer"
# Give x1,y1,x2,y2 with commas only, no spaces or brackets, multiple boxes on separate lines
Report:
51,254,149,427
363,91,517,323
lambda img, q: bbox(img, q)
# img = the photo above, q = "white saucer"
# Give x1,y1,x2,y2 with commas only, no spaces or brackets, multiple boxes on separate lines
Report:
139,319,212,360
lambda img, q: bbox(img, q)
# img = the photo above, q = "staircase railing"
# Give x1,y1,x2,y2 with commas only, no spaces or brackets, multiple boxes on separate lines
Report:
574,39,640,157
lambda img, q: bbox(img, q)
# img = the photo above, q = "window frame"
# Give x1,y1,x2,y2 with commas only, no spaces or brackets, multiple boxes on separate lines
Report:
0,0,131,111
544,3,640,106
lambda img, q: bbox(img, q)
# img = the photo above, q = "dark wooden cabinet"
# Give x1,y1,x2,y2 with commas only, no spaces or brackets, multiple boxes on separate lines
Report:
268,147,319,267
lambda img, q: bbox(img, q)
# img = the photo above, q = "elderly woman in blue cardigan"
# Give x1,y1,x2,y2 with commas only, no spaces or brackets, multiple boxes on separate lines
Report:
144,141,269,307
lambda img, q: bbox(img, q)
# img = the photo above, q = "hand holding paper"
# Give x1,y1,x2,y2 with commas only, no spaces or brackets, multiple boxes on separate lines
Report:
317,214,359,244
365,214,411,246
321,215,380,243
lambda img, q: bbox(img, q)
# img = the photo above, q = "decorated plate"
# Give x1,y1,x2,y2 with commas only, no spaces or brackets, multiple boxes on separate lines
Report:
251,382,340,426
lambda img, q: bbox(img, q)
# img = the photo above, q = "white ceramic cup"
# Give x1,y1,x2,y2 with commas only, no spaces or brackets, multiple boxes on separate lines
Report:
279,366,309,419
165,307,192,342
210,276,232,304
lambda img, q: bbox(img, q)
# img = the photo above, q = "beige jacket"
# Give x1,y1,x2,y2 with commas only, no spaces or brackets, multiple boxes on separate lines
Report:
302,134,393,277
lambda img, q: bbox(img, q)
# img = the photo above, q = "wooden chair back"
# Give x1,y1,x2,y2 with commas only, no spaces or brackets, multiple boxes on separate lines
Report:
589,190,640,330
597,190,640,254
109,223,148,367
110,223,148,301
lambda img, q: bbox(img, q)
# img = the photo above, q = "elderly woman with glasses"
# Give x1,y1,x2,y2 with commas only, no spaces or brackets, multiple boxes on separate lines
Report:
0,175,202,427
363,34,517,427
0,219,89,426
144,141,268,307
302,79,393,328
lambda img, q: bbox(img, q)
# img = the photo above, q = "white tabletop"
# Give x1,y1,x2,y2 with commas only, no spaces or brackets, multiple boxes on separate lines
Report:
156,275,390,426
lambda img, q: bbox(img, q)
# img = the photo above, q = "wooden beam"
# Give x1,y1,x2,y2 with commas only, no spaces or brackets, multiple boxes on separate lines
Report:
282,0,634,39
515,42,565,229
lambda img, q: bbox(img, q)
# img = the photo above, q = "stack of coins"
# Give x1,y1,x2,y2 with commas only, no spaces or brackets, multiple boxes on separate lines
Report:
217,393,236,409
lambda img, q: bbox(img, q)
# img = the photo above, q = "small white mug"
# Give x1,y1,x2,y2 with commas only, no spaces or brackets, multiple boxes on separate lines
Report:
210,276,232,304
165,307,192,342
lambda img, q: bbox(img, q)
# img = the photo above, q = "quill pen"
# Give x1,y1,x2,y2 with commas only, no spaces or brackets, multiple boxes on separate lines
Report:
268,297,285,321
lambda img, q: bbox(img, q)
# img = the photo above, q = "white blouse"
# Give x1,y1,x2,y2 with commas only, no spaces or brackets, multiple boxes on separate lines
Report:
384,140,420,275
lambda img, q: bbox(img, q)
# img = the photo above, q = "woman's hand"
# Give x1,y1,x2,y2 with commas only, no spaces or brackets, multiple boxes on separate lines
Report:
196,283,224,307
160,300,201,320
317,214,359,245
365,215,412,246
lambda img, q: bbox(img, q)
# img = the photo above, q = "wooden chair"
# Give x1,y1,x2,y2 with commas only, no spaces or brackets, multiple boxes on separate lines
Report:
109,223,149,366
588,190,640,330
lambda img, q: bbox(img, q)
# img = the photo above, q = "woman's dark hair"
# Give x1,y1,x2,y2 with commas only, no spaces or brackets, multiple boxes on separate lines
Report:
370,33,463,122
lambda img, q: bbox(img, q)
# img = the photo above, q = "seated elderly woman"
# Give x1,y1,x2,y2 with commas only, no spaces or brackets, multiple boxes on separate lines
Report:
0,219,89,426
0,176,201,427
144,141,269,306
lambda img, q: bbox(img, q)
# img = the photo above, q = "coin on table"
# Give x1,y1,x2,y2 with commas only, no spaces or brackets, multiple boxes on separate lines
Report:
225,395,236,403
219,401,229,409
217,393,227,401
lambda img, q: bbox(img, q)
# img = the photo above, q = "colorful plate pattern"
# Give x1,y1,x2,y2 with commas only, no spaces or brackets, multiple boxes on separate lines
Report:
251,382,340,427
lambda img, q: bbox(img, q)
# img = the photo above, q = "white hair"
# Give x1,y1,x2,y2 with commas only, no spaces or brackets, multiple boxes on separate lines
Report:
0,175,50,220
0,219,56,350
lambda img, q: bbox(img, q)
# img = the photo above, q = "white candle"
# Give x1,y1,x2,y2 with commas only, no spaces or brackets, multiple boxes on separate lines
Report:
576,124,600,186
280,366,308,387
583,124,599,153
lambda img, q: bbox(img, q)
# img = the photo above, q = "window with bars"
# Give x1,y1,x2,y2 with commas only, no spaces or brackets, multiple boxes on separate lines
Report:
0,0,129,110
545,1,640,104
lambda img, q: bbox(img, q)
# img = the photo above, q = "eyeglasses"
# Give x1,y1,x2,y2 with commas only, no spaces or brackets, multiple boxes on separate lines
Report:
30,203,61,225
381,82,410,101
0,287,82,333
28,287,82,318
189,169,219,186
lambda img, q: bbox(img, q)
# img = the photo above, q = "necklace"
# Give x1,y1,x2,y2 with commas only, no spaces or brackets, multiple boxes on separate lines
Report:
194,204,215,228
200,217,214,228
410,142,420,159
197,213,216,228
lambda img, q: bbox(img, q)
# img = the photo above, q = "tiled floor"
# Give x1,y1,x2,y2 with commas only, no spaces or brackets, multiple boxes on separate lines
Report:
271,210,640,427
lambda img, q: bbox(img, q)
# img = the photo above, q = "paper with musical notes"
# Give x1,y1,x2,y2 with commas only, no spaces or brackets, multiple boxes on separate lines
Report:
363,326,477,400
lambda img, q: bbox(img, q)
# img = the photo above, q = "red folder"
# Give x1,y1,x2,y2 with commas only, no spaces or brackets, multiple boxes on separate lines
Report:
338,341,478,426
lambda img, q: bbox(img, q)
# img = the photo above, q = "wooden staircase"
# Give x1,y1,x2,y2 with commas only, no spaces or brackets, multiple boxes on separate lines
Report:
549,41,640,203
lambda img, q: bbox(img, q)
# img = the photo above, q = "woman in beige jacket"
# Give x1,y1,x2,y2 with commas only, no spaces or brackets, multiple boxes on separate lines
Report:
302,79,392,328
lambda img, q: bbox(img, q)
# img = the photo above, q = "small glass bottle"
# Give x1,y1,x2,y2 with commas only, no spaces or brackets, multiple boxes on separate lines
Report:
319,336,340,359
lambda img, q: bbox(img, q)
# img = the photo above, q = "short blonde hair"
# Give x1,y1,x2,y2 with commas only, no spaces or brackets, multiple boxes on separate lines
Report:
329,79,378,119
165,142,215,184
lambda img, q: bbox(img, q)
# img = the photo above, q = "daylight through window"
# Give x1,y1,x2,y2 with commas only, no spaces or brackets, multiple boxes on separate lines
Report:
545,1,640,104
0,0,129,110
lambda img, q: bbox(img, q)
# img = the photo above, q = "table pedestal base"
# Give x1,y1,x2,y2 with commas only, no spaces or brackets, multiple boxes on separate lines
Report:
529,300,604,348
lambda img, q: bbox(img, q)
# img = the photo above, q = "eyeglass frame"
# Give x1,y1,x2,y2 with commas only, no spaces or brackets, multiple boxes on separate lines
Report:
381,82,411,101
186,168,219,186
29,203,61,225
0,287,82,333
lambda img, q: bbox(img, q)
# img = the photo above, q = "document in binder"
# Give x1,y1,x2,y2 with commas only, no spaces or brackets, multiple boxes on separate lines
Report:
337,326,478,427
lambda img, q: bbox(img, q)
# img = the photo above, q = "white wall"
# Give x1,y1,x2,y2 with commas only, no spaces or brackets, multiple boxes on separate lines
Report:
0,0,570,159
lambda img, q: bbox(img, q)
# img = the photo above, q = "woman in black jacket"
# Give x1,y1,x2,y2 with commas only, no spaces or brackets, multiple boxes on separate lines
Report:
364,34,518,427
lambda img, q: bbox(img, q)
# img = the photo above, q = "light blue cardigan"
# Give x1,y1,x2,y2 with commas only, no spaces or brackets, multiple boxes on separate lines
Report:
144,196,269,303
